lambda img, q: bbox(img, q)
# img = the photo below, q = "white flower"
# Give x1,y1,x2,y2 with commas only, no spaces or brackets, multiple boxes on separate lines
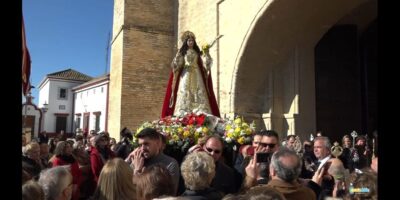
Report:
240,130,246,136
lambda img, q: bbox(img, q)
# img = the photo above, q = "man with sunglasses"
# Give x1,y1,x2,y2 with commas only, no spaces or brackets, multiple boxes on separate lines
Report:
189,134,241,195
240,130,280,189
234,132,263,176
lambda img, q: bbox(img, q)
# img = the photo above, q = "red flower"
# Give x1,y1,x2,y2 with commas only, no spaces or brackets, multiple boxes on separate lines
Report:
196,114,206,126
188,116,195,125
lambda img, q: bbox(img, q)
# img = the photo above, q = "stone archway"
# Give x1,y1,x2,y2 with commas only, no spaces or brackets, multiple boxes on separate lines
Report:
230,0,377,140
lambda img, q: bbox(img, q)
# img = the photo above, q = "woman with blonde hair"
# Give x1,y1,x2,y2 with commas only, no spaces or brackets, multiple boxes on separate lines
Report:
22,142,43,180
90,158,136,200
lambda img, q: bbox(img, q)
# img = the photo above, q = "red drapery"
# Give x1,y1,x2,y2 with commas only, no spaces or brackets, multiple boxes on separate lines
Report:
22,16,31,97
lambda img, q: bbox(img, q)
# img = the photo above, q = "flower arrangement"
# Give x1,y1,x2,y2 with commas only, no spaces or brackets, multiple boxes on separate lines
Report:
222,116,256,146
134,113,256,152
134,113,219,150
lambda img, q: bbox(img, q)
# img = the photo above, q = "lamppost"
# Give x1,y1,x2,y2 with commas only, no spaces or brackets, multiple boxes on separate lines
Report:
41,101,48,132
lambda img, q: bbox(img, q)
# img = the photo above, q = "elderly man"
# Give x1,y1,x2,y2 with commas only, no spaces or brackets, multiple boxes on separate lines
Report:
246,148,317,200
126,128,180,195
313,136,346,199
313,136,333,170
38,166,74,200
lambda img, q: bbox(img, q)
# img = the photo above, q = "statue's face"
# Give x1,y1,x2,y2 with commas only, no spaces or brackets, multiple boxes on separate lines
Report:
187,38,194,48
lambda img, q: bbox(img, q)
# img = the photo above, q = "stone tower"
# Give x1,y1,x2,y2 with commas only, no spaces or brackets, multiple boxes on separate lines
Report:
108,0,176,139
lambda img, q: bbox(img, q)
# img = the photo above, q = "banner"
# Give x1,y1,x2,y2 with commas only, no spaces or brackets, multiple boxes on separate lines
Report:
22,16,31,97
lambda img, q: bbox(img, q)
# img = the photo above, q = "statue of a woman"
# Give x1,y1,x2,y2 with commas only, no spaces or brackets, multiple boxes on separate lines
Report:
161,31,220,117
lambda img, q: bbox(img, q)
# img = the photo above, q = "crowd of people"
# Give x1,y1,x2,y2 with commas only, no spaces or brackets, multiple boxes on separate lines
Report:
22,127,378,200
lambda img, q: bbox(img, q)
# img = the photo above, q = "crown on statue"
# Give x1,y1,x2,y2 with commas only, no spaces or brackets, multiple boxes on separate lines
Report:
181,31,196,42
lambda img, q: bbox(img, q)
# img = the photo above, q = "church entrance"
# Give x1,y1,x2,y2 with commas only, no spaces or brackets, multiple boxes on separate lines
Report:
314,21,377,143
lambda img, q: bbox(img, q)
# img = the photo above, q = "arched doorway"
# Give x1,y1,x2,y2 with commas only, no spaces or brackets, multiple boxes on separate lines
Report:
314,19,377,142
230,0,377,141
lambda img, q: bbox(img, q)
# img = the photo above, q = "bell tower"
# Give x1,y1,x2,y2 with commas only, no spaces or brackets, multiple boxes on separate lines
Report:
108,0,177,139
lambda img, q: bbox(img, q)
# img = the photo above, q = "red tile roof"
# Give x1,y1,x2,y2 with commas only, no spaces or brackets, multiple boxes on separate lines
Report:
47,68,92,82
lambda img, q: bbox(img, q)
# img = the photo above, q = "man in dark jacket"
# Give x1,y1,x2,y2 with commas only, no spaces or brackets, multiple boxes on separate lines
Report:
115,127,133,159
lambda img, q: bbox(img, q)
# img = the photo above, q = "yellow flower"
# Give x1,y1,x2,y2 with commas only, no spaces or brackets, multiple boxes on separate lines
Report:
238,136,245,144
194,131,200,139
234,117,242,125
234,127,241,134
245,128,252,135
177,127,183,134
183,130,191,138
202,127,209,134
172,135,179,141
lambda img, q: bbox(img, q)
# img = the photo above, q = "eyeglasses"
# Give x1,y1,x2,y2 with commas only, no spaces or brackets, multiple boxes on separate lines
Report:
259,143,276,148
206,147,221,154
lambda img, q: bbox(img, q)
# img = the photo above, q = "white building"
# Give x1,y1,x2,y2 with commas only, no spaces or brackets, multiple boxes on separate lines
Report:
38,69,92,136
72,74,110,134
22,96,42,141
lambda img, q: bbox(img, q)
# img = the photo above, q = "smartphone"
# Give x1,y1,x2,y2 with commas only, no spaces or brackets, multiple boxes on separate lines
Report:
256,152,270,163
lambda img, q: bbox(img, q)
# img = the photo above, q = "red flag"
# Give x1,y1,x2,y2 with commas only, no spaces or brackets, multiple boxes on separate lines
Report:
22,16,31,96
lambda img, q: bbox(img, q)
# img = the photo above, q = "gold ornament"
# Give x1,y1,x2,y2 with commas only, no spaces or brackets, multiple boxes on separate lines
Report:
180,31,196,43
331,141,343,158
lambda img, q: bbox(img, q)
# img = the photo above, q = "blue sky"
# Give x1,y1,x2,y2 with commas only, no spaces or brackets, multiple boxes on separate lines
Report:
23,0,114,105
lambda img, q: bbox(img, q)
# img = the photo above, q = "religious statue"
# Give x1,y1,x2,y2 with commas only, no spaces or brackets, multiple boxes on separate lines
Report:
161,31,220,117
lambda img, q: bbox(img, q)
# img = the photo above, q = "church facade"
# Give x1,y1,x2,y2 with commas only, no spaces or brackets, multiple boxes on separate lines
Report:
107,0,377,142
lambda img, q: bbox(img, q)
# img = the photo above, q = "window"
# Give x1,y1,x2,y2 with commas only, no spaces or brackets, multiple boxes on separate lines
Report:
59,105,66,110
75,117,81,129
93,89,96,94
55,116,67,133
101,87,104,93
58,88,68,100
95,115,101,132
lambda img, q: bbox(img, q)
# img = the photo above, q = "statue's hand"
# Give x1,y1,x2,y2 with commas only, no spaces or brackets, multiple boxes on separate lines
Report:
201,44,210,55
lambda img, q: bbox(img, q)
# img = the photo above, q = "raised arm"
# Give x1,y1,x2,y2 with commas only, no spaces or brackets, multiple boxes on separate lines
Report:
201,49,213,72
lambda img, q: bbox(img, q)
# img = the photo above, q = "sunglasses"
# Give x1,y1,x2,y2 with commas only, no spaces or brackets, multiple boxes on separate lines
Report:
259,143,276,148
206,147,221,154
